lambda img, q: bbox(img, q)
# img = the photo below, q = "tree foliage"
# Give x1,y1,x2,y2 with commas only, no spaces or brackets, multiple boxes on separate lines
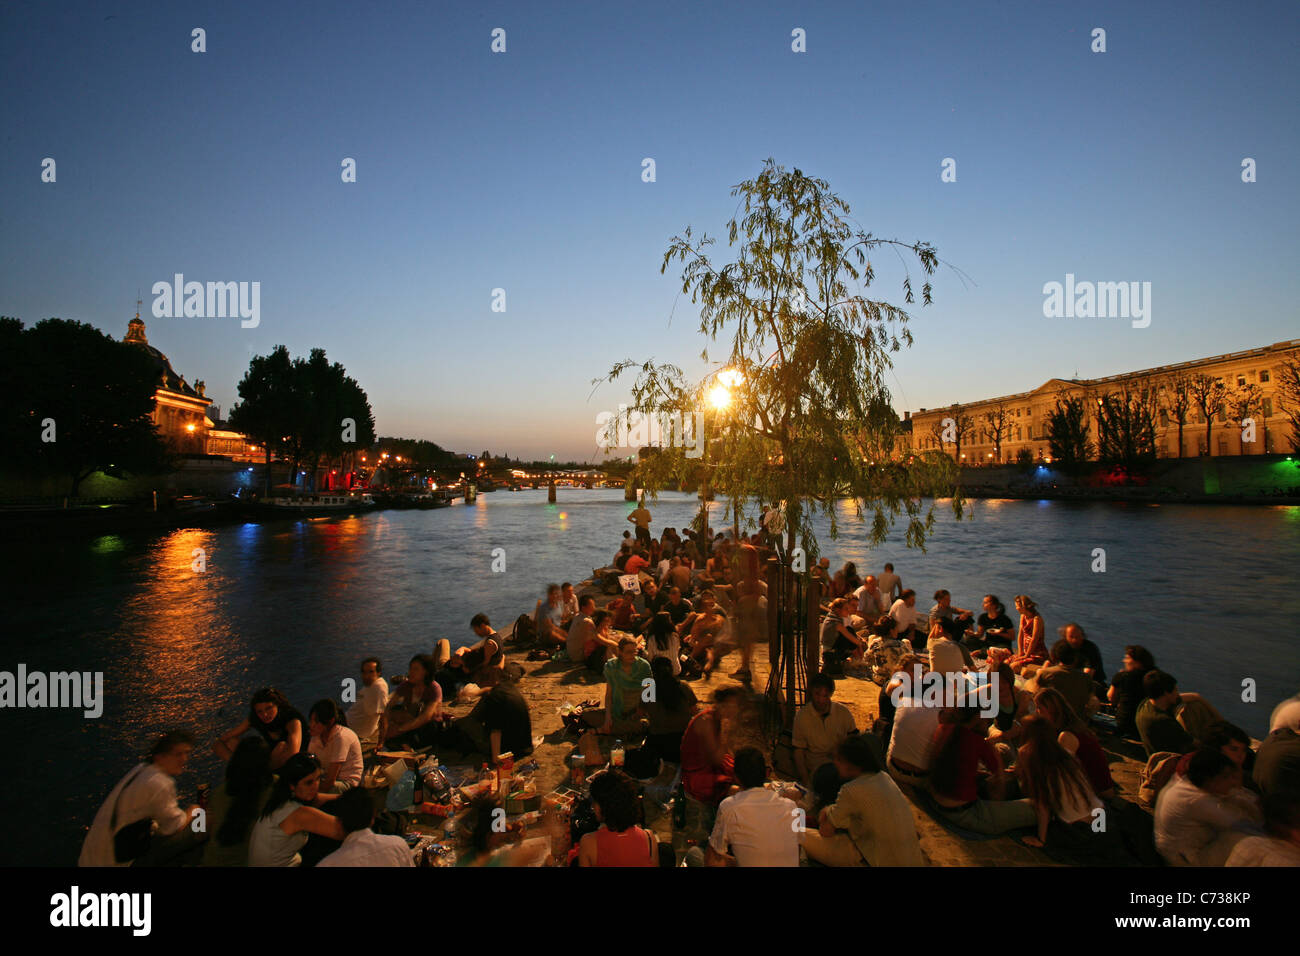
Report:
1096,384,1158,469
596,159,962,557
1046,393,1094,471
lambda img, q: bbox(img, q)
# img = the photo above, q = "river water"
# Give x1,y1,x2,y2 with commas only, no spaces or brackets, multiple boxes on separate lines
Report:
2,490,1298,864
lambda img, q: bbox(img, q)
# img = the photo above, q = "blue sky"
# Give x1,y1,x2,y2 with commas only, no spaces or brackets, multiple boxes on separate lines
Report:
4,0,1297,460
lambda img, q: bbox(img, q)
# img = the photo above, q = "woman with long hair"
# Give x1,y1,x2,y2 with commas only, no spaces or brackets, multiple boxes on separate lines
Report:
215,687,306,770
644,611,681,676
1034,687,1116,799
842,562,862,594
247,753,344,866
1016,715,1112,855
202,737,273,866
382,654,444,749
1007,595,1047,675
643,656,699,764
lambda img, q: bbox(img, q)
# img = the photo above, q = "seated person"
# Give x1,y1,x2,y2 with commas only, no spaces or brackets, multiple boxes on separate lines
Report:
623,549,652,580
927,622,974,675
681,687,743,805
1173,721,1256,791
317,788,414,867
435,613,505,697
451,679,534,762
793,673,858,808
1058,623,1106,696
679,588,728,677
381,655,445,751
638,579,667,627
1016,715,1129,861
644,611,682,676
1031,641,1096,720
986,663,1032,753
803,735,924,867
1006,595,1047,675
928,706,1037,835
661,586,694,628
1254,723,1300,802
215,687,306,771
875,653,923,743
579,769,658,867
247,753,345,866
566,595,598,663
559,583,579,626
201,737,274,867
642,657,699,765
1107,644,1155,739
307,699,364,793
81,731,202,868
967,594,1014,648
665,557,693,597
852,575,888,621
1033,687,1115,799
583,610,621,672
596,637,652,737
1226,791,1300,867
1154,747,1263,867
345,657,389,754
820,597,865,669
888,590,922,646
1137,670,1224,757
929,589,973,641
704,747,801,867
533,583,568,647
885,666,942,788
607,589,644,632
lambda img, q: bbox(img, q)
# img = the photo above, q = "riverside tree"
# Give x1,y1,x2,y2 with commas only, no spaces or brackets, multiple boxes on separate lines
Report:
0,317,170,496
596,159,963,561
1276,355,1300,451
1188,373,1228,456
1046,393,1094,471
1096,384,1158,469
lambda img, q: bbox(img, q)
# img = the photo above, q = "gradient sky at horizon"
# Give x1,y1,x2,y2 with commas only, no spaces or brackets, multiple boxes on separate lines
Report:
4,0,1298,461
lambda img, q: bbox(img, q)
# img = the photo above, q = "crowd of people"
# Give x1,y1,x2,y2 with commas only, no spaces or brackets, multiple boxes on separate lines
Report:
80,499,1300,868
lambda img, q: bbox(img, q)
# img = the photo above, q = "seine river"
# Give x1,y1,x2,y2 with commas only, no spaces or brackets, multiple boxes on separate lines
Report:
2,490,1298,865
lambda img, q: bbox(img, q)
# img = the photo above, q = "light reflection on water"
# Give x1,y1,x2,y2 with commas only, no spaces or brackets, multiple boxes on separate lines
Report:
2,490,1299,864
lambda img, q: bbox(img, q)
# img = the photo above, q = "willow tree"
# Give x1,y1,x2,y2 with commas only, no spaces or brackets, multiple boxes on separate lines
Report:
597,159,962,562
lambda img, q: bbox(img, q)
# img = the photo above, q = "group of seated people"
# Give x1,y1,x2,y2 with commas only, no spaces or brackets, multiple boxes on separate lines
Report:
81,612,537,868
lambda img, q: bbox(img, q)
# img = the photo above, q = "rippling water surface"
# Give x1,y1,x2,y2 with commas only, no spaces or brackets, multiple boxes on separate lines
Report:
2,490,1298,864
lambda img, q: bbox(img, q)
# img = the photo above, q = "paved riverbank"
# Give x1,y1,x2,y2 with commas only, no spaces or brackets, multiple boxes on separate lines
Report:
476,574,1154,866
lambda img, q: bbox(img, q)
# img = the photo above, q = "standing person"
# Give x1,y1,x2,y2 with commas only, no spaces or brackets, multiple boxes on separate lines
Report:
762,502,785,547
852,575,887,621
248,753,345,867
731,572,765,681
704,747,801,867
792,673,859,808
201,738,274,867
1007,595,1047,675
578,769,658,867
876,563,902,606
345,657,389,754
803,735,924,867
215,688,306,770
307,699,364,793
888,589,922,646
80,731,202,867
628,497,653,548
316,789,414,867
1107,645,1155,739
681,687,743,805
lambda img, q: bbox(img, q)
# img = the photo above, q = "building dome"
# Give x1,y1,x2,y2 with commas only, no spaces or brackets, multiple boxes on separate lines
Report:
123,315,202,398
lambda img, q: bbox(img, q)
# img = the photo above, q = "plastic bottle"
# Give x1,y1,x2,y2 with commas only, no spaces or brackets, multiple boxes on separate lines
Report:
611,739,625,767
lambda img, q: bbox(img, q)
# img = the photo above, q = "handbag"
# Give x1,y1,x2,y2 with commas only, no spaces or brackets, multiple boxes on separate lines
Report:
110,766,153,863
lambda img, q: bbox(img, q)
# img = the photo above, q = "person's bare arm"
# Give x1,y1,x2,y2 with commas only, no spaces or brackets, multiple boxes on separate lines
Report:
817,806,836,839
215,719,251,760
285,805,345,841
705,843,734,866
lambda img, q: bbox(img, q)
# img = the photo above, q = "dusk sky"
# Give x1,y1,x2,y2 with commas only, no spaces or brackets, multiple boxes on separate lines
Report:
4,0,1297,461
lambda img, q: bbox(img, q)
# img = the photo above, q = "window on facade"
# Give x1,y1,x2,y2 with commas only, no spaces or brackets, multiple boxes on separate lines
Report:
1237,376,1246,386
1160,409,1169,426
1260,370,1271,383
1264,398,1273,416
1028,425,1033,439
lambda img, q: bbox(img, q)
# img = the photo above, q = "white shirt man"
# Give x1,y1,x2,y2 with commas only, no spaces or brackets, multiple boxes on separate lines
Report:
309,722,365,791
888,594,919,637
708,787,801,867
346,660,389,750
853,578,887,620
887,696,941,777
1154,773,1262,867
317,828,414,867
80,760,193,867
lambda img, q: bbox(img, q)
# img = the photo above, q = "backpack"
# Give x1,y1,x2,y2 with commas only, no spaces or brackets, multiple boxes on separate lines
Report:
1138,751,1182,809
512,613,536,646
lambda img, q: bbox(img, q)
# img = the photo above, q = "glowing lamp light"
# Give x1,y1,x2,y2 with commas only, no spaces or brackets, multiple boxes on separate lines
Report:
185,424,196,433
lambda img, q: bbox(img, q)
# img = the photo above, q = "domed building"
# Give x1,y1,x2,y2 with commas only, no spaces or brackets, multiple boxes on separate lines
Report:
123,313,212,454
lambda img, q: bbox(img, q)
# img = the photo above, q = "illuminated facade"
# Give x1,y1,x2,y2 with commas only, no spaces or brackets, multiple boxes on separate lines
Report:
910,340,1300,463
123,315,211,454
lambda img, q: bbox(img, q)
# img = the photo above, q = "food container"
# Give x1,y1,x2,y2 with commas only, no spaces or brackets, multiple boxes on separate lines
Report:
505,791,542,814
